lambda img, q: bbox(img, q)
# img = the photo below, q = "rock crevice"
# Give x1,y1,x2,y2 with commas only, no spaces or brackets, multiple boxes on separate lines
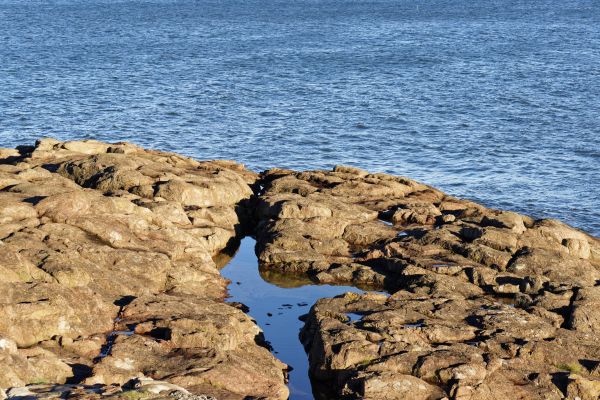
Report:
1,139,599,400
250,166,600,399
0,139,288,400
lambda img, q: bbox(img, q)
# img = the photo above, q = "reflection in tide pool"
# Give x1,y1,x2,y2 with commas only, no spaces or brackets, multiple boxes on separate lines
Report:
220,237,380,400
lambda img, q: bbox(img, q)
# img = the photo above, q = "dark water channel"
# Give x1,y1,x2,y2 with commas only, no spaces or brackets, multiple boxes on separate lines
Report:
220,237,382,400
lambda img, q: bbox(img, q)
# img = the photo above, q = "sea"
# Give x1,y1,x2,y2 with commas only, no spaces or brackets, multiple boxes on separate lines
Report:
1,0,598,235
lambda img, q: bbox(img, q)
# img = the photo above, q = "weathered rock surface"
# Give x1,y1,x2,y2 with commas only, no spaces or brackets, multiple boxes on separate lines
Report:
301,292,596,399
0,139,287,399
2,139,599,400
3,377,218,399
258,167,600,399
256,167,600,294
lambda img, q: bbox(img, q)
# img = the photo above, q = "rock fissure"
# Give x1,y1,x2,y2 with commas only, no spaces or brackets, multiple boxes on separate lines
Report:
253,166,600,399
0,139,288,400
1,139,600,400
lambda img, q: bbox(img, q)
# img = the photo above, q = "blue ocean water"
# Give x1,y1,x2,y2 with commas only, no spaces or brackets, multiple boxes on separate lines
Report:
0,0,598,235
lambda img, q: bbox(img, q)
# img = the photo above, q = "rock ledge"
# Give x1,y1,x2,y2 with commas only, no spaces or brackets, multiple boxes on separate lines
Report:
1,139,599,400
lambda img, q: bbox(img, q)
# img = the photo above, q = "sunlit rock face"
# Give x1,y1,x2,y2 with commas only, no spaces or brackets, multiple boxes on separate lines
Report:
1,138,599,400
255,166,599,294
255,166,600,399
0,139,288,400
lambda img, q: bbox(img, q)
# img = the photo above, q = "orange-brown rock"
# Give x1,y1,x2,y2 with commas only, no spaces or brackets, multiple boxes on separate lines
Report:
256,167,600,399
2,140,599,400
0,139,287,399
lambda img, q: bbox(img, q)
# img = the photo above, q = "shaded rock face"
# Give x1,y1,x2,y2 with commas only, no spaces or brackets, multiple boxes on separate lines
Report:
0,139,288,399
256,168,600,398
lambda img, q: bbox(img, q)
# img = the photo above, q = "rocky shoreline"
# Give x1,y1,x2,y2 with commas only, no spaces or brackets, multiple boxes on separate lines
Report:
0,139,599,400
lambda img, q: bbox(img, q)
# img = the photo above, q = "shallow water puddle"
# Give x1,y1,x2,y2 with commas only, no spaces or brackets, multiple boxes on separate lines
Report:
220,237,378,400
96,330,134,360
345,312,366,323
378,218,393,227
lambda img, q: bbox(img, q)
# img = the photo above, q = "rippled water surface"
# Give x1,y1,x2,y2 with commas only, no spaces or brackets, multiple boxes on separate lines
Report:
0,0,598,235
